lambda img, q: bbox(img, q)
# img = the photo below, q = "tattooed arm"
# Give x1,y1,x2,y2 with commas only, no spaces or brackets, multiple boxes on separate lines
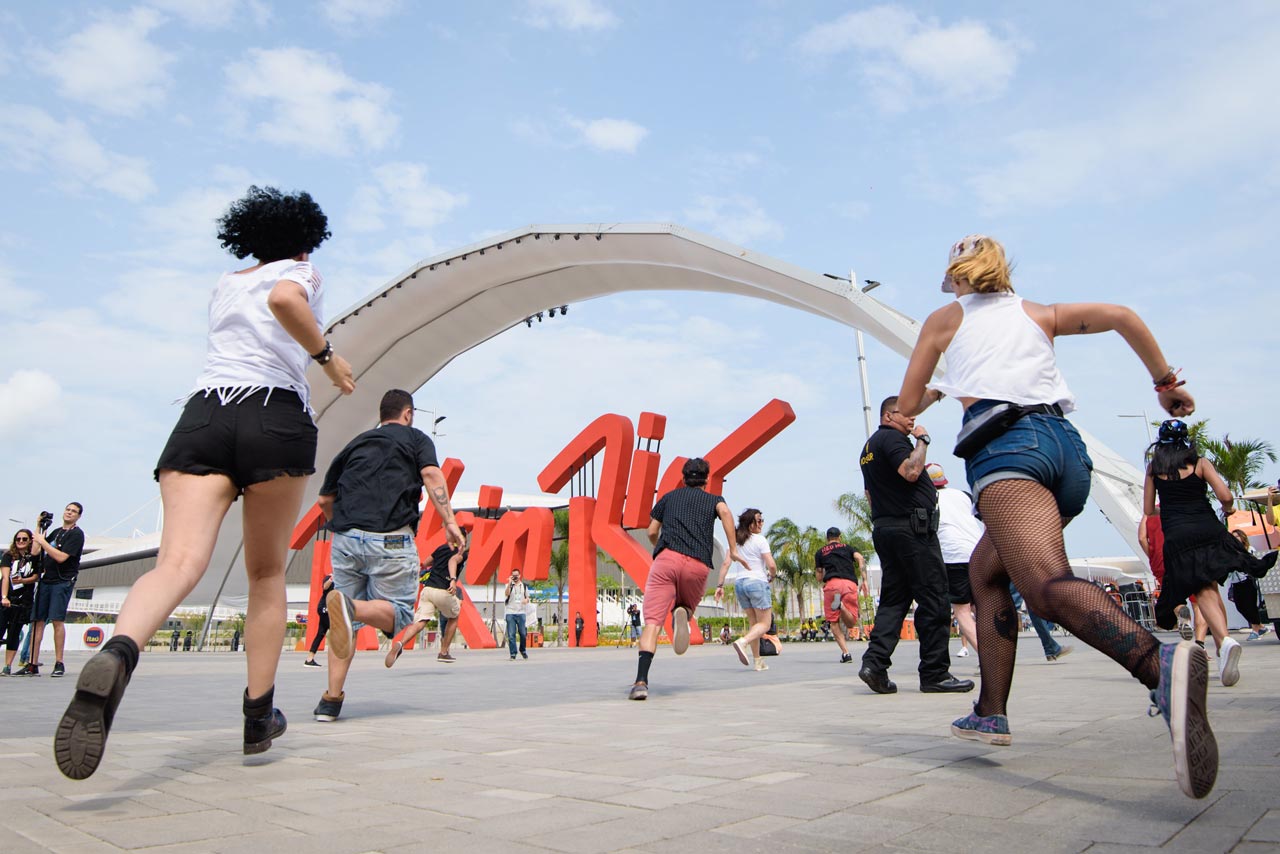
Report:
1031,300,1194,417
422,465,464,549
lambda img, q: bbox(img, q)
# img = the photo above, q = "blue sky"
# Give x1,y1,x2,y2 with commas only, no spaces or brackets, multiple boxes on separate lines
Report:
2,0,1277,559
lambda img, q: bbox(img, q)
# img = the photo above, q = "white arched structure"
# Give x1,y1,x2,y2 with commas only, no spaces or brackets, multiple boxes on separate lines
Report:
191,223,1147,612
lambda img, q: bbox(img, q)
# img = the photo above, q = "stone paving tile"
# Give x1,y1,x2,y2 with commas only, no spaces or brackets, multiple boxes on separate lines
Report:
1,639,1278,852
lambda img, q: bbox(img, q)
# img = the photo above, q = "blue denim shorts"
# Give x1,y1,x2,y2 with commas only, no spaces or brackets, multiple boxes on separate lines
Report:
330,528,420,635
734,577,772,610
34,579,75,623
962,400,1094,518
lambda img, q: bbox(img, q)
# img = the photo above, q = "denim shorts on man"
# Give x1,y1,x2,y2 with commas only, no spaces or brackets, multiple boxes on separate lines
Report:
734,577,772,610
34,579,75,623
962,400,1094,518
329,527,419,635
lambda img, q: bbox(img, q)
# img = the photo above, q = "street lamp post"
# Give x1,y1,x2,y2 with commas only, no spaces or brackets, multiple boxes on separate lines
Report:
1118,413,1153,445
824,272,882,440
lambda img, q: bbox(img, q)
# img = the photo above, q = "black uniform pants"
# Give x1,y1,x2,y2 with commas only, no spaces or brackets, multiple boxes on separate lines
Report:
861,521,952,683
309,612,330,655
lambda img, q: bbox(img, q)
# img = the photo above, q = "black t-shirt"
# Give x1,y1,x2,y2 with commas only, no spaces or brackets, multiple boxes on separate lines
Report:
40,526,85,583
650,486,725,568
321,423,440,534
2,551,40,608
815,542,860,583
860,426,936,521
629,607,641,626
422,545,462,590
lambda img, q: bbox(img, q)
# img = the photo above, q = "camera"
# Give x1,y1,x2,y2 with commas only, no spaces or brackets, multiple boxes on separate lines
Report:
37,510,54,532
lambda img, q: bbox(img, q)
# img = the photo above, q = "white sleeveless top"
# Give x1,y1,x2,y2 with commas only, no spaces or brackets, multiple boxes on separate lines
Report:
187,259,324,410
928,292,1075,414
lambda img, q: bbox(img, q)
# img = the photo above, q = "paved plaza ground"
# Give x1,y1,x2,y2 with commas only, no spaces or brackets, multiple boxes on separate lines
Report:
2,632,1279,853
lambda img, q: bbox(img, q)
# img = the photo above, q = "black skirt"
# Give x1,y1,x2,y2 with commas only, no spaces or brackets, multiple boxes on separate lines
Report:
1155,525,1277,629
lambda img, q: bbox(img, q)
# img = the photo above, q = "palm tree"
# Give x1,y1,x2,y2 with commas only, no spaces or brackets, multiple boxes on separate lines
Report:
834,492,876,559
1203,435,1277,497
549,508,569,644
765,518,825,622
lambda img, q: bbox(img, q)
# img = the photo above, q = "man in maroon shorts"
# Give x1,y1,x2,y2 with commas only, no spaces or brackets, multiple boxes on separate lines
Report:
816,527,865,664
629,458,745,700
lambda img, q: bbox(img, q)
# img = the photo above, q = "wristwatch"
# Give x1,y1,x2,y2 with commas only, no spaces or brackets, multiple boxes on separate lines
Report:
310,341,334,365
918,434,931,445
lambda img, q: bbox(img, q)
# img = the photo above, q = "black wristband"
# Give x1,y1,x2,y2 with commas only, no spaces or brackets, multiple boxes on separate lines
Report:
310,342,334,365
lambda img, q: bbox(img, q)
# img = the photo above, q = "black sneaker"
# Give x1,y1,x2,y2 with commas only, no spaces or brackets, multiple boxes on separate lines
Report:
313,693,344,722
51,661,66,677
521,652,529,660
17,663,39,676
303,659,321,668
54,649,130,779
840,653,853,664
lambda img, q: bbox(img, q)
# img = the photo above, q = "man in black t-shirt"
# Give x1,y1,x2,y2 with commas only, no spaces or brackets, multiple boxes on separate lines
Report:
628,457,746,701
815,527,865,665
29,503,86,678
313,389,464,722
857,397,972,696
385,543,467,668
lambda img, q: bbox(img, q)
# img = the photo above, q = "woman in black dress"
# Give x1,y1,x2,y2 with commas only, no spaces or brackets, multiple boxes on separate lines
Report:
1144,419,1276,687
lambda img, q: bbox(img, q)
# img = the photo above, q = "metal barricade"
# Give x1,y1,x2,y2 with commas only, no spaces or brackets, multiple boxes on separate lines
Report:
1122,590,1155,631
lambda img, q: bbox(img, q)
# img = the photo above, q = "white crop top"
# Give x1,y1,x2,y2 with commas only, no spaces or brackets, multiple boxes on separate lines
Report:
928,292,1076,414
187,259,324,410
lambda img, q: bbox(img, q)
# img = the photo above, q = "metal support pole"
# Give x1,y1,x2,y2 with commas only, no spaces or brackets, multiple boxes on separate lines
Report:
853,270,874,440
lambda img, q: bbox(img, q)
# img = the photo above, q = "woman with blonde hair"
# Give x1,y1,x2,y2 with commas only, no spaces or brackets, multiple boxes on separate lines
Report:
895,233,1216,799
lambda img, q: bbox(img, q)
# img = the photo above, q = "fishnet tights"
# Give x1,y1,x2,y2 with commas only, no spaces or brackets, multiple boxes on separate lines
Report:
970,480,1161,717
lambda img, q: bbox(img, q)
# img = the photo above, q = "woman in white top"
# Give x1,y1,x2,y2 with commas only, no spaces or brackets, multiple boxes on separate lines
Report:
55,187,355,780
896,234,1215,800
715,508,777,671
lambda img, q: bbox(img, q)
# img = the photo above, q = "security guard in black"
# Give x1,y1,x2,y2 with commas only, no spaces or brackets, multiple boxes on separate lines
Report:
856,399,970,693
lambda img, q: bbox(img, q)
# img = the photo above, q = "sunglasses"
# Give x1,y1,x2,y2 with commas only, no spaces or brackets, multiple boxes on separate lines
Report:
15,537,30,542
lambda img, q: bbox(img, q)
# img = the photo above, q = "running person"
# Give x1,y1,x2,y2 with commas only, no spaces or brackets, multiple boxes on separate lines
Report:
53,186,355,779
314,389,463,722
386,544,467,667
629,458,745,700
715,508,777,671
814,527,864,664
304,576,334,667
896,233,1215,798
1145,420,1277,687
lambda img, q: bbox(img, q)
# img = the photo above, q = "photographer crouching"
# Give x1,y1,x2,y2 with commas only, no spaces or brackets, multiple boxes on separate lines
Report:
27,503,86,677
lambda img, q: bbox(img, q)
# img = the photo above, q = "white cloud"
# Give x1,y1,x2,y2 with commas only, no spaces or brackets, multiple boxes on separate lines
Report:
568,117,648,154
0,370,63,438
683,195,784,246
225,47,398,156
797,5,1023,111
0,105,155,200
524,0,618,31
347,162,468,234
34,7,174,116
968,24,1280,214
320,0,402,28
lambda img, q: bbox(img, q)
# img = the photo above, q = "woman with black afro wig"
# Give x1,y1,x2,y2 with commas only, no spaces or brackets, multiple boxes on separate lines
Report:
53,186,355,780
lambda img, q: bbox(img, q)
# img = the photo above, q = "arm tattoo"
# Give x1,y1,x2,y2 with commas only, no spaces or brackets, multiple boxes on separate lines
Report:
1077,321,1089,333
429,485,455,521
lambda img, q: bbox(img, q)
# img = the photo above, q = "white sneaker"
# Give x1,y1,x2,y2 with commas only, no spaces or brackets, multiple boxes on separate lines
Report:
957,647,970,658
1218,638,1242,687
732,638,752,667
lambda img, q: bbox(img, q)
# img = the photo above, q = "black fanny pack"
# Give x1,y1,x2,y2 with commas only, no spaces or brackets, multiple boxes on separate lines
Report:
953,402,1064,459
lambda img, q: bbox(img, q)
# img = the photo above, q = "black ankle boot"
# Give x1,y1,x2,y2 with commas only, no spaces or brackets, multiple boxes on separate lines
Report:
243,687,287,755
54,640,135,780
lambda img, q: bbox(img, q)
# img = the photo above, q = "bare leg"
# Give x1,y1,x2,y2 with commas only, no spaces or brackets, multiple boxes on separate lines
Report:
742,607,771,658
1195,587,1229,652
954,603,978,653
637,623,660,655
327,647,354,698
830,621,850,656
1192,600,1208,644
115,472,238,643
241,474,309,698
52,621,66,663
440,619,458,654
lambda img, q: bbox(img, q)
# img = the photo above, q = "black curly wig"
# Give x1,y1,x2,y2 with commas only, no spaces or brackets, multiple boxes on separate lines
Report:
216,185,331,262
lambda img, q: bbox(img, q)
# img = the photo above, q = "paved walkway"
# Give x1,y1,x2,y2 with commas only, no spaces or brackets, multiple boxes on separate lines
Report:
2,633,1279,853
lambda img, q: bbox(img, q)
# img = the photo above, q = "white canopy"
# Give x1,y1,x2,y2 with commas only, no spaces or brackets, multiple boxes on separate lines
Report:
191,223,1147,614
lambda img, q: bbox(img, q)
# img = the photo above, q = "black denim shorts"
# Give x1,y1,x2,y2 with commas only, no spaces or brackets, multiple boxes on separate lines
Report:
155,388,317,491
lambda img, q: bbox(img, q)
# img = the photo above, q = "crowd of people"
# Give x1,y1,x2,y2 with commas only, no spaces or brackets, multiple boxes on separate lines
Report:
27,187,1271,805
